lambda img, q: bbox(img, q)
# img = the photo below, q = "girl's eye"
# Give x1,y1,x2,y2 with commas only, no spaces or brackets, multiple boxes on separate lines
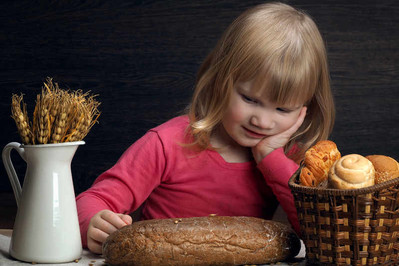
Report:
241,94,257,104
276,107,291,113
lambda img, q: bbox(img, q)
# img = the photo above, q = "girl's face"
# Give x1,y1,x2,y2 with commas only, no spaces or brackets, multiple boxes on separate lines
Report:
221,80,305,148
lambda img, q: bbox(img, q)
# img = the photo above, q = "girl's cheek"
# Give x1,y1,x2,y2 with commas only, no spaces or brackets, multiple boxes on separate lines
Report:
285,114,301,130
230,107,245,121
271,115,294,134
226,99,246,121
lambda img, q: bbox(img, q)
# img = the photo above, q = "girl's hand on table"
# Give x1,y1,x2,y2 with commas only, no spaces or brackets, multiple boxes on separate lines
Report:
87,209,132,254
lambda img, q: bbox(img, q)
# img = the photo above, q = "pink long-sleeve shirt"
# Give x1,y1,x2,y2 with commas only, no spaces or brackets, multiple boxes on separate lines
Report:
76,116,300,247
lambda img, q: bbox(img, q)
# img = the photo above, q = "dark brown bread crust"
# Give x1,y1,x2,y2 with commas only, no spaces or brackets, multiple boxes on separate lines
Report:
103,216,300,266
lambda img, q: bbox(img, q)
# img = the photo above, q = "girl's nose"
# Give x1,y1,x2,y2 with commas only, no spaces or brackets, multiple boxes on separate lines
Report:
250,112,275,129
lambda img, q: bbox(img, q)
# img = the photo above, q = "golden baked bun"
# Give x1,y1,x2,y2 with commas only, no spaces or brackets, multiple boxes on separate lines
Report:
300,167,316,187
366,155,399,184
300,140,341,187
329,154,375,189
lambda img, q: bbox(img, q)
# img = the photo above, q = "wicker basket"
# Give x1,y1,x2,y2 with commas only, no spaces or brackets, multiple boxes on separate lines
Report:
289,166,399,265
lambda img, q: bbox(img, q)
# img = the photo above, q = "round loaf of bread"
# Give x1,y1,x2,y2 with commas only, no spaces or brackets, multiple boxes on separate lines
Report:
366,155,399,184
329,154,375,189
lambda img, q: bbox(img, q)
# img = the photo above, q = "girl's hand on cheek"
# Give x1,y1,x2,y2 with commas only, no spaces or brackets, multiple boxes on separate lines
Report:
252,106,307,164
87,209,132,254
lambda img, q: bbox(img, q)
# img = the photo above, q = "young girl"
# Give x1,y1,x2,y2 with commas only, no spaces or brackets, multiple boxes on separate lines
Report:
76,2,335,254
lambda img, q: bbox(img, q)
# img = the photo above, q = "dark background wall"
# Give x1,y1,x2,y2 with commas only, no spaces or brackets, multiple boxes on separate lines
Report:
1,0,398,199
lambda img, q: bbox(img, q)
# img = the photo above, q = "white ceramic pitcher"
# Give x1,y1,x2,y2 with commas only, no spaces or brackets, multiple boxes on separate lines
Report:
2,141,84,263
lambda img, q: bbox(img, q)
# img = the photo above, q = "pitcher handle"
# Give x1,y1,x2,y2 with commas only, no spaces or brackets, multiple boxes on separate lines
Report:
2,142,26,207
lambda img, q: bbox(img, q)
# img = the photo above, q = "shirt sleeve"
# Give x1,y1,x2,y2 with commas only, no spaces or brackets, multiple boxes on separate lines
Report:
75,130,166,247
256,147,300,236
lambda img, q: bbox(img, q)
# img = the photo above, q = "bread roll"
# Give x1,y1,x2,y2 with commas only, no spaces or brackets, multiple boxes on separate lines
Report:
329,154,375,189
103,216,300,266
300,167,316,187
366,155,399,184
300,140,341,187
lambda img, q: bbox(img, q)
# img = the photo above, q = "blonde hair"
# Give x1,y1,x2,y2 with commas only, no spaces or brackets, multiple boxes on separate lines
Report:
187,2,335,163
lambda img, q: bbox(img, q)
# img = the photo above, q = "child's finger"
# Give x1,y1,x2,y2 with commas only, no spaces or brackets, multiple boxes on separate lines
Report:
118,214,133,225
89,227,109,244
283,106,307,136
100,210,129,230
87,238,103,254
91,216,118,234
293,106,307,129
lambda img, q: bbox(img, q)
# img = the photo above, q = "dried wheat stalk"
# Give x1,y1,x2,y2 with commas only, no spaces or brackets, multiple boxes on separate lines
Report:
33,92,52,144
10,78,101,145
11,94,33,144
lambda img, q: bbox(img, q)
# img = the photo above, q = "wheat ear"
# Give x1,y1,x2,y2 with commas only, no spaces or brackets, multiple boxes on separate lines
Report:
63,92,100,142
33,91,53,144
11,94,33,144
51,91,74,143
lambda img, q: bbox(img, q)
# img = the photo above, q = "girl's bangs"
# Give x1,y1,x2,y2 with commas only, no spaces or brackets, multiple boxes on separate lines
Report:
246,52,318,106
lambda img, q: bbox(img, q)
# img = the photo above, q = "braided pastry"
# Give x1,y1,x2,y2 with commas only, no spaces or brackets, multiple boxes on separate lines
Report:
300,140,341,187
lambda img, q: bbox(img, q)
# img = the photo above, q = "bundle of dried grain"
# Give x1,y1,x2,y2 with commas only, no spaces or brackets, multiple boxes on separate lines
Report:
11,78,100,144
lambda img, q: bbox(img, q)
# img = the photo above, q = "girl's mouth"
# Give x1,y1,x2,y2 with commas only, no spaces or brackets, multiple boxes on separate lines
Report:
243,127,267,139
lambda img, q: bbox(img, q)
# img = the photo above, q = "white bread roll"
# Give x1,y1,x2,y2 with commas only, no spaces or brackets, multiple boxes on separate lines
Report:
329,154,375,189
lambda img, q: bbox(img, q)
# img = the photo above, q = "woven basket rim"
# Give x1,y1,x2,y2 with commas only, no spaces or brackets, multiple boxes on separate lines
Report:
288,166,399,196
